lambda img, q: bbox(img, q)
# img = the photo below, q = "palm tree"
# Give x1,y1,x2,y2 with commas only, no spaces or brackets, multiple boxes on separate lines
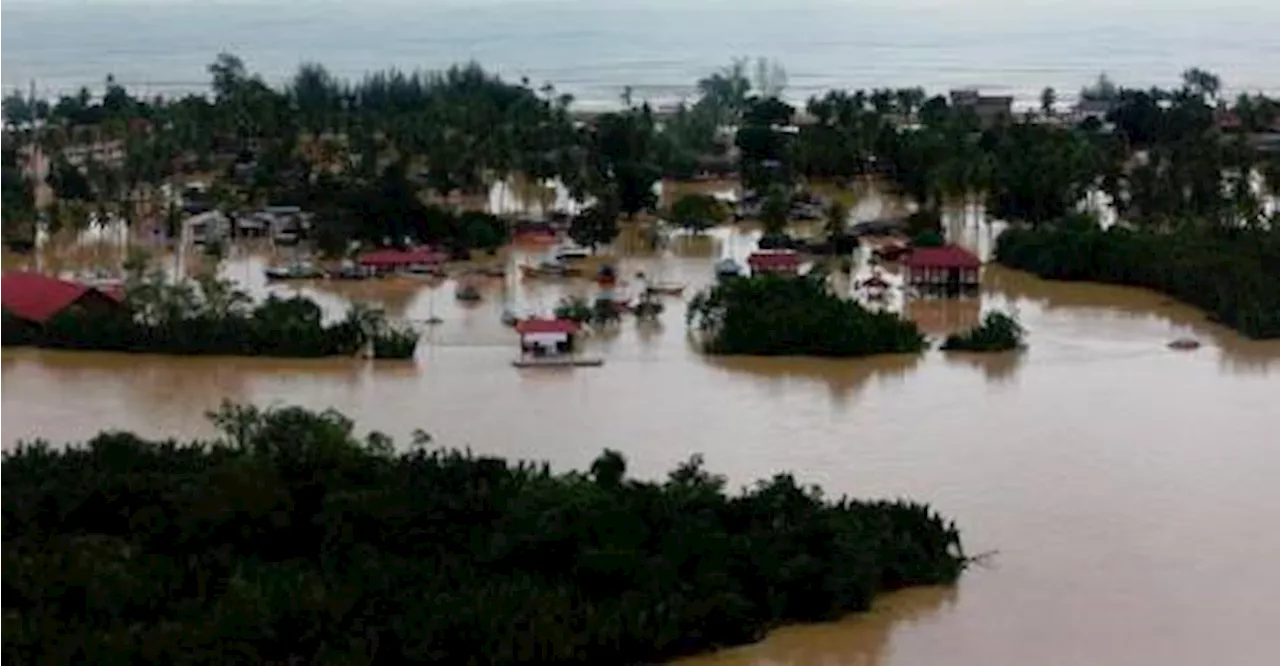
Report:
823,199,849,258
760,187,790,236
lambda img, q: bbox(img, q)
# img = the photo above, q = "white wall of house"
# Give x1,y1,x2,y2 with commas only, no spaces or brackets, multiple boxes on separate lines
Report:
522,332,570,352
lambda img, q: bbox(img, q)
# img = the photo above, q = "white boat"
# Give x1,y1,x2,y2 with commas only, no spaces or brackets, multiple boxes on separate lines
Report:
553,244,592,261
264,261,324,281
77,270,125,290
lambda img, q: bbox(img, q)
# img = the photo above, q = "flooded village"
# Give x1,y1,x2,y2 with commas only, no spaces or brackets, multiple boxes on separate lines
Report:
3,55,1280,665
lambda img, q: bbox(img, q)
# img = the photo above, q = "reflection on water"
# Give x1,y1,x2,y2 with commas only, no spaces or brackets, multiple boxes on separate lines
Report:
676,586,958,666
903,297,981,339
942,350,1025,384
707,354,922,410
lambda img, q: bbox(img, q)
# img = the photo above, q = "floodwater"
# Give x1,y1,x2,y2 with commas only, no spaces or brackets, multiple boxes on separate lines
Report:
4,217,1280,665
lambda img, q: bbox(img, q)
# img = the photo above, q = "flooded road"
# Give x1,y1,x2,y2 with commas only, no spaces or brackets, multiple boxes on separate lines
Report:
4,224,1280,665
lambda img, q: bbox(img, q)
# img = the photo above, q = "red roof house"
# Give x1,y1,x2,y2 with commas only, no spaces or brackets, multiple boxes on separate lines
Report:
1,271,125,325
903,245,981,293
903,245,981,270
747,250,801,275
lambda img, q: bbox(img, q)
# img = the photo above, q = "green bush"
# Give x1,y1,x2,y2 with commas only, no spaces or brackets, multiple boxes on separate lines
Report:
2,403,965,665
688,274,926,357
995,223,1280,339
942,311,1025,352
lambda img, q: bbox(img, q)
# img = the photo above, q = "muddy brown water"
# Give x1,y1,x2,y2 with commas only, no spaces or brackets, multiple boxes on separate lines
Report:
4,223,1280,665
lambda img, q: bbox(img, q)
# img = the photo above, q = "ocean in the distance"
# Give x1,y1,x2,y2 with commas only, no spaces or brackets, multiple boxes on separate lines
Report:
4,0,1279,109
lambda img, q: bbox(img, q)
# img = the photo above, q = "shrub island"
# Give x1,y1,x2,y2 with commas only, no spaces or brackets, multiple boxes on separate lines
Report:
687,273,926,357
2,402,967,664
941,311,1026,352
1,273,419,359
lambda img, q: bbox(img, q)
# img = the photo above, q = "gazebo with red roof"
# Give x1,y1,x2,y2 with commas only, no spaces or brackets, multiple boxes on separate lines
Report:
515,318,581,358
747,250,801,276
902,245,982,294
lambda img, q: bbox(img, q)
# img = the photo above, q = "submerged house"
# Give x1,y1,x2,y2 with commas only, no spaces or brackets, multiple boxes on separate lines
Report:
185,211,230,245
903,245,981,295
747,250,801,276
515,318,580,357
2,271,126,341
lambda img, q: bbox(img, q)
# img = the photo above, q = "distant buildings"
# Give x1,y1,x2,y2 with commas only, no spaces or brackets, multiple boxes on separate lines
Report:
949,89,1013,128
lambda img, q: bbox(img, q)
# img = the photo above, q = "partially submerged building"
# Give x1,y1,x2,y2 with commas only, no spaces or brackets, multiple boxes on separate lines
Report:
747,250,801,276
903,245,982,295
2,271,126,341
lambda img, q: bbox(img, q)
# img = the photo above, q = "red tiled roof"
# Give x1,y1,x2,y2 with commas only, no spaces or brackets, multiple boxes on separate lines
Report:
357,247,449,267
515,318,580,335
1,271,119,324
903,245,981,270
747,250,801,269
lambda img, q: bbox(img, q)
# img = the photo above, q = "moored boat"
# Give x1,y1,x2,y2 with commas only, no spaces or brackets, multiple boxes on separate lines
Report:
645,282,685,296
553,243,592,262
264,261,324,281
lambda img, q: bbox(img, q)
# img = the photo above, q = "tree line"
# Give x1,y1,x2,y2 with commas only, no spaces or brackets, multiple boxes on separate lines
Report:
2,402,965,664
5,57,1277,251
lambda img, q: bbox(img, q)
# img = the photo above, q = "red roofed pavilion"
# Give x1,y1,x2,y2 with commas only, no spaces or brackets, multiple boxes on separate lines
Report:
2,271,125,325
514,317,581,359
903,245,981,294
747,250,801,276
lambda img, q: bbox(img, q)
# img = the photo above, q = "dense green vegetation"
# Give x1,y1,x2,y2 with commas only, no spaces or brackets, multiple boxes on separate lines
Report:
2,275,419,358
995,222,1280,339
688,274,926,357
6,55,1275,257
941,312,1026,352
2,402,965,664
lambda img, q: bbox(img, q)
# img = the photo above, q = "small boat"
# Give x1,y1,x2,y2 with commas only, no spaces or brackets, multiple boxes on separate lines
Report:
264,261,323,281
456,284,482,302
478,265,507,278
597,264,618,287
1168,338,1201,350
715,258,743,278
521,260,582,279
404,263,447,277
328,261,375,281
77,270,125,290
645,282,685,296
554,244,592,261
